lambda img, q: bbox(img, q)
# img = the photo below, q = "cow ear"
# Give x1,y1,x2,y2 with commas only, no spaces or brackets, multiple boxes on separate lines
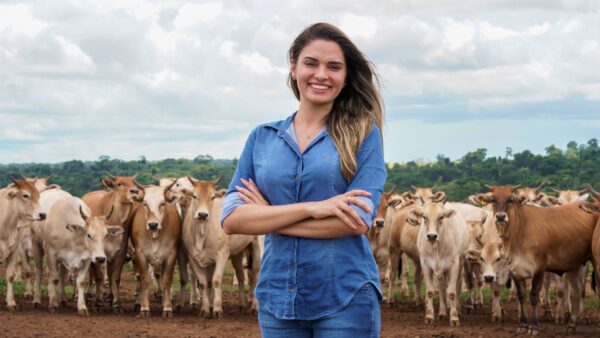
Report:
580,193,589,201
534,193,546,202
472,194,490,206
65,224,84,233
106,226,124,237
431,191,446,203
101,178,114,189
407,209,423,226
443,209,456,219
547,196,560,205
7,190,18,199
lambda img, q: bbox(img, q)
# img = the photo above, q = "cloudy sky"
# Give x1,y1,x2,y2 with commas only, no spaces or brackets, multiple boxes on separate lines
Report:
1,0,599,164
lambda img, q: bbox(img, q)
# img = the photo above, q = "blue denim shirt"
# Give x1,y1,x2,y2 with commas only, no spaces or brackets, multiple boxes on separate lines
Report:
221,112,386,320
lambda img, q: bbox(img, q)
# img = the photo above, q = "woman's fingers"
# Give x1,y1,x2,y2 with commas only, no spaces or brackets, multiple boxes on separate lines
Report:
346,189,372,197
236,185,260,204
334,209,357,230
347,196,372,213
241,178,267,203
340,202,366,228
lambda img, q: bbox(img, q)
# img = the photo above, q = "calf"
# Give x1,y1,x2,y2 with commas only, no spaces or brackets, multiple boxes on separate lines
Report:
42,197,122,315
0,178,44,311
408,201,468,326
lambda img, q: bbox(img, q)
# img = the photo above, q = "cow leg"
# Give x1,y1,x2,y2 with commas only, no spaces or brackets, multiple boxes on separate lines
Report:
175,244,189,312
133,253,150,317
491,281,503,322
58,263,68,307
247,239,261,315
413,261,423,307
448,261,462,327
109,229,129,314
463,259,475,313
577,264,591,324
32,242,44,307
5,250,20,311
422,264,435,324
514,277,528,334
540,273,553,321
211,252,228,319
230,252,246,312
386,249,400,306
565,269,583,333
161,255,177,319
46,250,60,313
400,254,410,296
527,271,544,336
76,262,91,316
189,265,200,310
554,273,568,324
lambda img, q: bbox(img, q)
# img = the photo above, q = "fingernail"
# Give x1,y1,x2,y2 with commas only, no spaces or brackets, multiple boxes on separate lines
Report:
235,186,241,190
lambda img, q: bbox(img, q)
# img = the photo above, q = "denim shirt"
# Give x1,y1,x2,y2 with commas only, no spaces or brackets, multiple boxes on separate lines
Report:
220,112,386,320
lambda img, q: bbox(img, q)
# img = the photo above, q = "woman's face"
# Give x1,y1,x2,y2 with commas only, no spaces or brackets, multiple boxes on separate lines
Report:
291,39,347,109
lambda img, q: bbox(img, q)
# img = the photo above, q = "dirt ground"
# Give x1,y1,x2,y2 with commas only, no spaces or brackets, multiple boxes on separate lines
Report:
2,277,600,338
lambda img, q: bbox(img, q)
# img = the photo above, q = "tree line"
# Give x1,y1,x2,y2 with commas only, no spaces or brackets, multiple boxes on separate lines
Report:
2,139,599,201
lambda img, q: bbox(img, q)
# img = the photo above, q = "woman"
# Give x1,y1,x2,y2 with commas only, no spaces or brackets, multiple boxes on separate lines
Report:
221,23,386,337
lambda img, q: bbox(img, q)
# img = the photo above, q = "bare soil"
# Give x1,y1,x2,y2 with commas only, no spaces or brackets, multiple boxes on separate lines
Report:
1,276,600,338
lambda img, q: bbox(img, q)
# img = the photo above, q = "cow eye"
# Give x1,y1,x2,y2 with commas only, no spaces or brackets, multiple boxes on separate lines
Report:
495,256,501,262
23,194,30,199
87,234,92,240
159,202,165,208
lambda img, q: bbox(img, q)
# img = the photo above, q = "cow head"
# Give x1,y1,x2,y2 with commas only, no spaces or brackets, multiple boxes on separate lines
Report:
101,172,145,204
139,183,176,237
480,241,509,284
65,205,123,263
548,188,589,206
587,184,599,201
465,213,488,262
475,185,519,238
407,202,456,243
5,177,45,222
188,176,223,225
514,182,546,206
404,186,446,205
373,185,396,228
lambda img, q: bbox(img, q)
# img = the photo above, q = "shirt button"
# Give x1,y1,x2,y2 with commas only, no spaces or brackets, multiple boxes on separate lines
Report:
290,288,295,293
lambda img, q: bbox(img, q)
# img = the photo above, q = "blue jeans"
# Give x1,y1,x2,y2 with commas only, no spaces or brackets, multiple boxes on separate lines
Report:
258,283,381,338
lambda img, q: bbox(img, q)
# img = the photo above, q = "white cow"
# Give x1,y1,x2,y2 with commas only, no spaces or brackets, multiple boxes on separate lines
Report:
0,178,44,311
408,201,468,326
42,197,122,315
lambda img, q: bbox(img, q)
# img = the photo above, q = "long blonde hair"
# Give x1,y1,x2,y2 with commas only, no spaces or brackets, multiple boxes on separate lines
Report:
288,23,384,182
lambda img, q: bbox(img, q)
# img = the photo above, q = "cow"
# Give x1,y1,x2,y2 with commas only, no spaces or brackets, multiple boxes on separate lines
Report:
130,183,180,318
25,187,73,307
475,185,598,334
514,182,549,206
182,177,261,318
0,177,44,311
81,172,144,313
407,201,468,326
546,188,589,206
42,196,122,315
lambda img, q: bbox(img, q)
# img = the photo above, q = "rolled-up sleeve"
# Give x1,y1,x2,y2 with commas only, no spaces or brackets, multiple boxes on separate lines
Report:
220,128,258,226
346,124,387,229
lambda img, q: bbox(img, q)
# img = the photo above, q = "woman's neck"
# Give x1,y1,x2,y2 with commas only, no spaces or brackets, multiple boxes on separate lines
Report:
296,101,332,127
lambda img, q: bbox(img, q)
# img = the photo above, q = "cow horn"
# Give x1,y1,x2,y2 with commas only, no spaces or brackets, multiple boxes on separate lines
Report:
411,185,418,191
512,184,521,190
105,206,114,220
386,184,396,195
588,184,600,198
165,178,177,192
19,173,28,180
535,181,546,191
79,205,88,221
187,176,195,185
133,178,144,190
132,173,138,180
484,184,494,190
213,175,223,186
552,188,561,193
578,187,588,194
105,171,116,180
9,176,19,184
46,174,53,181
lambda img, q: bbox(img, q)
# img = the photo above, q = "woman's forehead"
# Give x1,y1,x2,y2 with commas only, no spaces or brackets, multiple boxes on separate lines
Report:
299,39,345,62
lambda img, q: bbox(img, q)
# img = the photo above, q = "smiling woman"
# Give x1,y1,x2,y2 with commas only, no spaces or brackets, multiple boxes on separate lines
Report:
220,23,386,338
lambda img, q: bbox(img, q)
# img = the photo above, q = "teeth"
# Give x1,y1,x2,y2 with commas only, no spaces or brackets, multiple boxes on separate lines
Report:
311,84,328,90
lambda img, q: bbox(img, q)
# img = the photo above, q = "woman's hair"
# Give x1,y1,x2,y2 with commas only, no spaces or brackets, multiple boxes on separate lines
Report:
288,22,384,182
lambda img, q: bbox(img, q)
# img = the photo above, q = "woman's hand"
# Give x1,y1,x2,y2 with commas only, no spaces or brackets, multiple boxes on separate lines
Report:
236,178,269,206
306,190,372,230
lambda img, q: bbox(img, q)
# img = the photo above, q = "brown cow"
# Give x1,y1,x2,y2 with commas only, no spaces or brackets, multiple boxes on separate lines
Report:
476,185,598,334
81,172,144,313
130,184,180,318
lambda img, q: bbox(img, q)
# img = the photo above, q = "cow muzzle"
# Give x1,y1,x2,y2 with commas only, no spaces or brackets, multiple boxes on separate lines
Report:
483,275,495,283
37,212,46,221
147,222,160,231
427,233,438,242
375,220,384,228
495,212,508,224
95,256,107,263
195,211,209,220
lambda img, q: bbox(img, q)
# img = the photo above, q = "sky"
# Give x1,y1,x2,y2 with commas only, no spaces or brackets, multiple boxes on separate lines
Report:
1,0,599,164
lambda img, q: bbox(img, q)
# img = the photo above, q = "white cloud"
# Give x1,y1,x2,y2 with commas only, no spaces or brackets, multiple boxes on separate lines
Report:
174,2,223,29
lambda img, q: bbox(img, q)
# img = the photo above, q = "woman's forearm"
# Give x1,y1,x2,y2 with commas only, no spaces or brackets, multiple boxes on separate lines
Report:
222,203,312,235
275,216,367,239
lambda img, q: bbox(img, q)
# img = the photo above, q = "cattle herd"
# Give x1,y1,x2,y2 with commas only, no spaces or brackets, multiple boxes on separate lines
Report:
2,174,600,336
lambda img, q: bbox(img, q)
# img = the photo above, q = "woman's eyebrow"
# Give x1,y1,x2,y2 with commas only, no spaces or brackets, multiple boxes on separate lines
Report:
302,56,344,66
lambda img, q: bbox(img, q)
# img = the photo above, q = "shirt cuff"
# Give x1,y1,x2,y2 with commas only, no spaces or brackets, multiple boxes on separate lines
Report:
349,196,375,229
220,191,246,227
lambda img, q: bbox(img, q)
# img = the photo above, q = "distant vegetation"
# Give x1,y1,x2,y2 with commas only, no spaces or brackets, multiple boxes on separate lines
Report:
2,139,599,201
